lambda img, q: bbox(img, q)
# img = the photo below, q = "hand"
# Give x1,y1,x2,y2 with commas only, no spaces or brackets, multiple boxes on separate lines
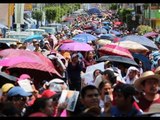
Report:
56,102,68,117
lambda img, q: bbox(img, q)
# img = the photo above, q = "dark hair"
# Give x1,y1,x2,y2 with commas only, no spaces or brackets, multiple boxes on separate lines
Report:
114,84,136,103
98,80,111,92
93,69,102,79
80,85,100,99
25,98,50,116
102,70,117,86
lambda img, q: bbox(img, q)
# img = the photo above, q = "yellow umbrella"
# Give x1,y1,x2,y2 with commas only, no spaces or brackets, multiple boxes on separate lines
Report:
96,39,111,46
114,41,149,54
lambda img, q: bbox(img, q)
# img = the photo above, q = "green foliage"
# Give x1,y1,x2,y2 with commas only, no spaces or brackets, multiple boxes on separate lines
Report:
136,25,153,35
109,4,117,10
32,10,43,21
44,7,56,23
44,4,81,23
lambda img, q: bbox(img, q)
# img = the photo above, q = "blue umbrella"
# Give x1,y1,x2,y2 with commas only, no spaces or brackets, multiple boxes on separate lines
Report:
99,34,115,40
24,35,44,43
120,35,158,50
72,33,97,43
87,8,101,15
132,53,151,71
102,21,111,25
102,26,111,31
110,30,121,36
95,28,107,34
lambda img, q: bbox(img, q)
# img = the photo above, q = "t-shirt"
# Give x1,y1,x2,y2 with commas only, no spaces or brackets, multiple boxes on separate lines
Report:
110,106,143,117
137,94,160,112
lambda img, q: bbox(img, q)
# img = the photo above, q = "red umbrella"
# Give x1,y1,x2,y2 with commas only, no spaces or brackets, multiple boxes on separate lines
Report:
63,17,74,22
114,21,122,26
143,32,159,38
0,49,61,77
98,44,133,59
59,39,74,44
113,37,121,43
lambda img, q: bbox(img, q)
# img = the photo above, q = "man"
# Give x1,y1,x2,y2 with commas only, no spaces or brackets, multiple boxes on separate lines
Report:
80,85,101,116
105,84,143,117
6,86,32,116
134,71,160,112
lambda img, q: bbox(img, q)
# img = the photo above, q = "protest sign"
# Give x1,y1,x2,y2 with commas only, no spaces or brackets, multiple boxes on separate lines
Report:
17,79,33,92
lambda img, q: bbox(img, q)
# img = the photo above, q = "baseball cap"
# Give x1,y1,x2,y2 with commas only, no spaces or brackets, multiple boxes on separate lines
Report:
41,89,56,98
1,83,14,93
7,86,32,97
71,53,79,59
17,74,31,81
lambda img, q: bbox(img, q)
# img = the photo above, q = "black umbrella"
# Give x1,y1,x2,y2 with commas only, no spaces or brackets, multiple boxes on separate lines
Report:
97,55,138,66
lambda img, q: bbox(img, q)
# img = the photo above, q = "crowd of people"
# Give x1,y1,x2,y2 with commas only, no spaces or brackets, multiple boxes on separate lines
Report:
0,9,160,117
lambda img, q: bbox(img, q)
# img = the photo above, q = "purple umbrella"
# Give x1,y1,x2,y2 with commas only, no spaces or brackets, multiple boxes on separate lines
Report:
143,32,158,38
59,42,94,51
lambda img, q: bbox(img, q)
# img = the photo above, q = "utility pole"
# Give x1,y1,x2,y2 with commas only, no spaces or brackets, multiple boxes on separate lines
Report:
149,3,152,27
15,3,24,32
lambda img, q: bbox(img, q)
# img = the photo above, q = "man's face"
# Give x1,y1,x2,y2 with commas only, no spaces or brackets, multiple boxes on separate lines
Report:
81,89,100,108
114,92,127,108
142,79,159,95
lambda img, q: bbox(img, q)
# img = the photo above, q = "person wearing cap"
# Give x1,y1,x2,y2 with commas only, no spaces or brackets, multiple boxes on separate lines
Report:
102,84,143,117
6,86,32,116
67,53,83,91
134,71,160,112
0,83,14,102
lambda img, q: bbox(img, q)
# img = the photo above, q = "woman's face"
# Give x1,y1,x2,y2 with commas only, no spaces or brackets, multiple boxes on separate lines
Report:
88,52,94,59
101,83,113,100
44,99,54,116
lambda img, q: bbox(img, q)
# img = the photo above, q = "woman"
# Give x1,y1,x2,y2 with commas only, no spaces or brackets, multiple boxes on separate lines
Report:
123,66,139,85
83,51,96,69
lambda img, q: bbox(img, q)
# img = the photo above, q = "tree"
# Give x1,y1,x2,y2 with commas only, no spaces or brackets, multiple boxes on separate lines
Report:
32,10,42,28
45,7,56,23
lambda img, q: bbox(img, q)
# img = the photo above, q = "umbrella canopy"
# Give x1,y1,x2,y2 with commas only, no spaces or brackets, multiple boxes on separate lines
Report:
0,56,43,67
114,21,122,26
143,32,159,38
96,39,111,46
120,35,158,50
99,34,116,40
155,36,160,43
24,35,44,43
110,30,121,36
97,55,138,66
98,44,133,59
72,33,97,43
63,17,74,22
95,28,108,34
87,8,101,15
114,41,149,54
0,49,60,77
59,42,94,51
132,53,151,71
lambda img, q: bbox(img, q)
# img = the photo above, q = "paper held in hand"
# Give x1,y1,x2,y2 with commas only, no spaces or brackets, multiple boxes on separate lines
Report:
58,90,79,112
17,79,33,93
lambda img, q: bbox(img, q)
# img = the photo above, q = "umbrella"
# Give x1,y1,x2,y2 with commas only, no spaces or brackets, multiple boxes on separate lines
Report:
120,35,158,50
99,34,116,40
102,21,111,25
59,42,94,51
98,44,133,59
0,72,17,87
59,39,74,44
72,33,97,43
113,37,121,43
95,28,107,34
96,55,138,67
114,21,122,26
0,49,61,77
87,8,101,15
143,32,159,38
102,26,111,31
63,17,74,22
110,30,121,36
0,43,10,50
0,56,43,67
114,41,149,54
24,35,44,43
132,53,151,71
155,36,160,43
96,39,111,46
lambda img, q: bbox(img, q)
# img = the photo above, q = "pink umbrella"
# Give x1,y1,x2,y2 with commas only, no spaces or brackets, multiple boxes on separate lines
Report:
59,42,94,51
0,56,43,67
143,32,159,38
98,44,133,59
